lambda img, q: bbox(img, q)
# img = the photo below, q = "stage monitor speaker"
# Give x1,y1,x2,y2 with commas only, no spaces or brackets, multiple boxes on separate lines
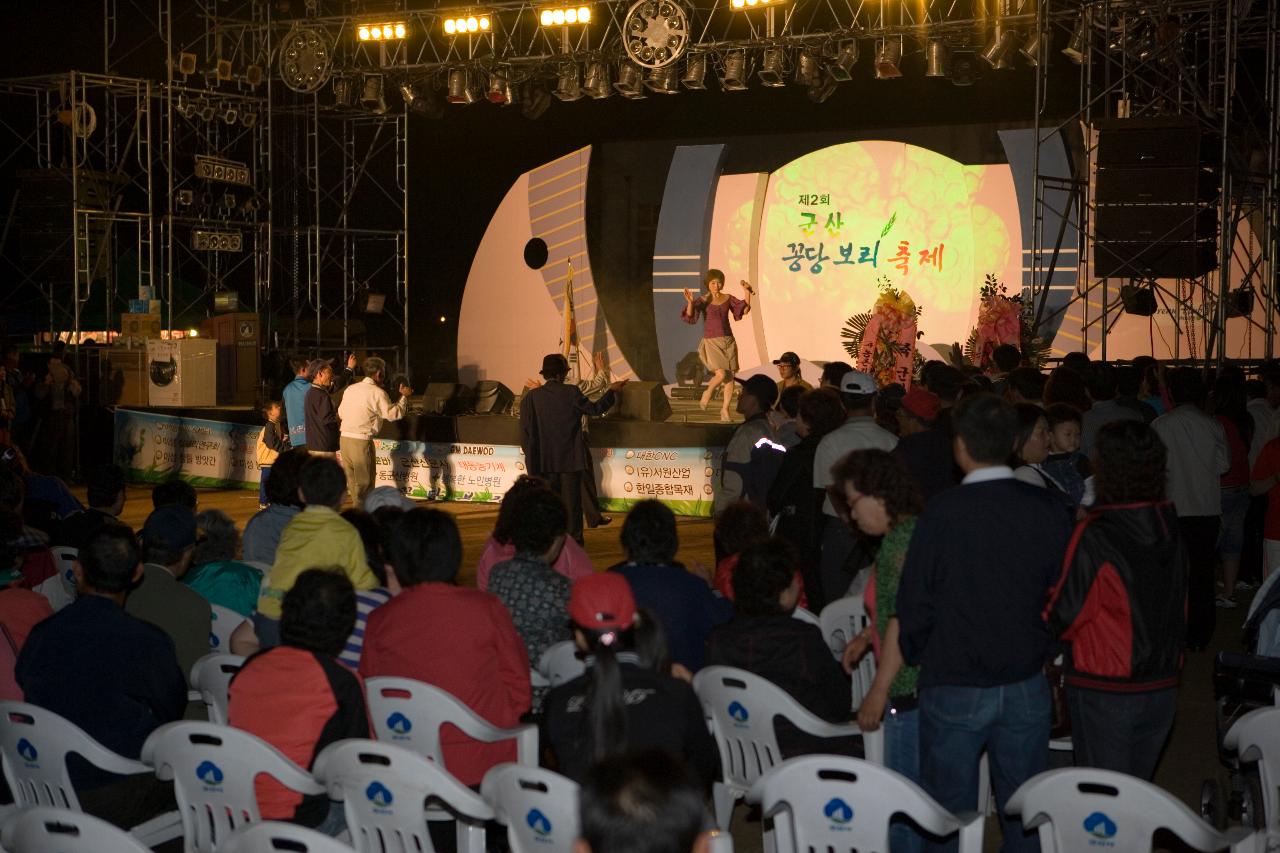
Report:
472,380,515,415
421,382,467,416
1119,284,1157,316
618,381,672,422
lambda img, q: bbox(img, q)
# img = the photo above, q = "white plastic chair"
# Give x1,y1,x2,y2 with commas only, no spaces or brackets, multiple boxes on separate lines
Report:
141,720,326,853
481,763,579,853
48,545,79,609
746,755,985,853
791,607,820,627
189,653,245,726
818,595,876,707
0,806,152,853
691,666,882,830
537,641,586,688
1006,767,1262,852
0,701,182,847
1224,706,1280,832
313,738,494,853
219,821,357,853
209,604,248,653
365,676,538,768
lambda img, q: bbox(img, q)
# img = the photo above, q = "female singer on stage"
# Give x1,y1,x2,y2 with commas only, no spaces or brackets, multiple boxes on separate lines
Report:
682,269,754,421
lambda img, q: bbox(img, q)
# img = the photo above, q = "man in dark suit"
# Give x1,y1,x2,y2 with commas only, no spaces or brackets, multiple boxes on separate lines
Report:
520,353,624,542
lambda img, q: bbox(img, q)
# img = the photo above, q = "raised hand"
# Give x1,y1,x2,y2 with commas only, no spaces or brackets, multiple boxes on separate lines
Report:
740,279,754,294
683,288,695,303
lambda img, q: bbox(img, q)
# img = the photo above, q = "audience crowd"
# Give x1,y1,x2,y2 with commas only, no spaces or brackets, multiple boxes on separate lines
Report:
1,345,1273,852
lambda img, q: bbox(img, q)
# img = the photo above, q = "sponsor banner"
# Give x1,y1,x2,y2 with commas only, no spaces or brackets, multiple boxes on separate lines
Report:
114,410,723,516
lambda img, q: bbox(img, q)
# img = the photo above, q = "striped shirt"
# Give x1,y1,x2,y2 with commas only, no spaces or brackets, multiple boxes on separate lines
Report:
339,586,392,669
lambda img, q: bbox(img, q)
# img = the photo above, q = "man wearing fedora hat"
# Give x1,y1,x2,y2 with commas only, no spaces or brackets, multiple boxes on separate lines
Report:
520,354,626,543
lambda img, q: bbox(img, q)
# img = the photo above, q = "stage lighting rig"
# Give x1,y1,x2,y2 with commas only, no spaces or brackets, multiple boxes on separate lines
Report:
521,82,552,118
719,50,748,90
873,37,902,79
1019,30,1047,65
622,0,690,68
555,64,584,101
613,62,645,96
925,38,950,77
730,0,781,8
1062,14,1088,64
825,40,858,81
358,22,408,41
192,229,244,252
584,61,613,98
194,155,252,187
681,53,707,89
757,47,787,87
539,6,591,26
646,64,680,94
361,74,388,113
279,25,333,93
980,25,1020,68
443,15,491,35
794,49,820,87
447,68,480,104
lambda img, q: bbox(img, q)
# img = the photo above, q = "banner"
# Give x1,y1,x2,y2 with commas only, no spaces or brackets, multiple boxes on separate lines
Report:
114,410,723,517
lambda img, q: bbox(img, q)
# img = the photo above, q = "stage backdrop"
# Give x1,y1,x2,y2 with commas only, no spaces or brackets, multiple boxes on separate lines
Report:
113,409,720,517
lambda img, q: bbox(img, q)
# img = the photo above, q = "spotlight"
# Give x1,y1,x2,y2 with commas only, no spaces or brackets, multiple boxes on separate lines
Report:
358,21,408,40
222,192,237,209
177,96,197,119
486,72,510,104
720,50,748,91
729,0,781,8
874,38,902,79
199,101,216,122
178,52,197,76
613,62,645,96
681,53,707,89
807,75,837,103
825,40,858,82
980,26,1020,68
925,38,950,77
444,15,491,34
794,49,820,87
447,68,477,104
583,61,613,99
361,73,388,113
279,25,334,93
176,189,194,207
1020,30,1048,65
216,58,233,81
222,105,238,124
521,82,552,118
333,76,355,108
555,64,583,101
1062,16,1088,63
540,6,591,26
645,65,680,94
401,80,443,116
950,50,977,86
241,111,257,128
758,47,788,87
245,64,264,87
502,79,520,105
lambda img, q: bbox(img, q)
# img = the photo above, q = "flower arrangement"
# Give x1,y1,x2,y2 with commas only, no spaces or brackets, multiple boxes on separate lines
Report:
963,274,1048,369
842,278,922,389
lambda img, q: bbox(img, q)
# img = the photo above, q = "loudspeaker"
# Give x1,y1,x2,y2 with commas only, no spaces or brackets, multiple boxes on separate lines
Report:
1094,167,1216,205
1094,206,1217,243
1095,242,1217,279
420,382,468,415
1096,119,1204,167
1119,283,1157,316
472,381,515,415
618,381,672,422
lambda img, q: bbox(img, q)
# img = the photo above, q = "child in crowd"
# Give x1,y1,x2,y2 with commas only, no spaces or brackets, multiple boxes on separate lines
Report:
255,401,288,508
1040,403,1091,507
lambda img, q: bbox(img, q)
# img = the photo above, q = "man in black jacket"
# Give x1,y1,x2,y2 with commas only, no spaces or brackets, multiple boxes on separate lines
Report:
897,393,1072,853
520,354,623,543
304,359,340,457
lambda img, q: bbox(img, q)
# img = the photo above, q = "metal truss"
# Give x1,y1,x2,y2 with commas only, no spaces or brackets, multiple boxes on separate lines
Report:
1028,0,1279,365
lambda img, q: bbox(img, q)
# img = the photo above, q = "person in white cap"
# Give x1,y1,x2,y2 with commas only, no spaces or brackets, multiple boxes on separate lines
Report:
811,370,897,607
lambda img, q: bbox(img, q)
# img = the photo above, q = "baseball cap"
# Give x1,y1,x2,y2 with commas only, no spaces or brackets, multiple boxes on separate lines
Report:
363,485,416,513
569,573,637,631
735,374,779,409
540,353,570,378
772,351,801,367
140,504,198,552
840,370,878,395
901,386,941,422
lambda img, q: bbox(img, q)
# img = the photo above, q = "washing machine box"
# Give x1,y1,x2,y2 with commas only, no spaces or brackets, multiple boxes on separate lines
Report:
146,339,217,407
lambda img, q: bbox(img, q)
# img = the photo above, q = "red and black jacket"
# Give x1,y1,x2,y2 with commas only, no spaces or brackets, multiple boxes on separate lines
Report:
1044,501,1187,692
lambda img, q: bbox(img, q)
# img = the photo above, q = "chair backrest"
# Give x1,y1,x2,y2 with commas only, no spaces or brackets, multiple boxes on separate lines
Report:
0,806,151,853
751,756,984,853
189,653,246,725
537,641,585,688
313,738,494,853
0,701,148,813
1224,706,1280,832
220,820,358,853
141,721,325,853
208,604,247,653
791,607,820,627
48,546,79,609
818,595,867,655
365,676,538,768
691,667,801,794
1006,768,1240,853
481,763,580,853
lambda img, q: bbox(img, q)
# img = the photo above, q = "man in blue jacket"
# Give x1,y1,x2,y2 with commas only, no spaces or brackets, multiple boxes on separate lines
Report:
282,357,311,450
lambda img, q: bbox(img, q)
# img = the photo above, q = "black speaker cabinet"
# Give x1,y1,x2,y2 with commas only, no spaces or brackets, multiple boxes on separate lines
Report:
420,382,468,416
618,381,673,422
472,381,515,415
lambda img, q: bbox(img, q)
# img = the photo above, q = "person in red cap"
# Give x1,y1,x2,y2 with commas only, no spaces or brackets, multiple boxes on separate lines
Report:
540,573,719,789
891,385,959,504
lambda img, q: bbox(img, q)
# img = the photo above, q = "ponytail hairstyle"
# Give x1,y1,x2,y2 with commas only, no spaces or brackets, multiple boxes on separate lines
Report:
569,573,640,762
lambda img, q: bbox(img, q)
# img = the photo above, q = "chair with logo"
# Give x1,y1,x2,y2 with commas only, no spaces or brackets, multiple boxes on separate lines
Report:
365,676,538,768
481,763,579,853
1005,768,1262,852
140,721,326,853
219,821,357,853
0,701,182,846
817,596,875,707
47,545,80,610
745,755,985,853
691,666,882,831
0,806,153,853
189,653,245,726
312,738,494,853
1224,705,1280,832
537,641,586,689
208,604,249,653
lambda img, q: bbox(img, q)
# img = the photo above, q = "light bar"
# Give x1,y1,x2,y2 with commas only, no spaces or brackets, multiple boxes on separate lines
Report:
192,230,244,252
193,155,252,187
539,6,591,26
443,15,492,35
730,0,781,9
357,22,408,41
